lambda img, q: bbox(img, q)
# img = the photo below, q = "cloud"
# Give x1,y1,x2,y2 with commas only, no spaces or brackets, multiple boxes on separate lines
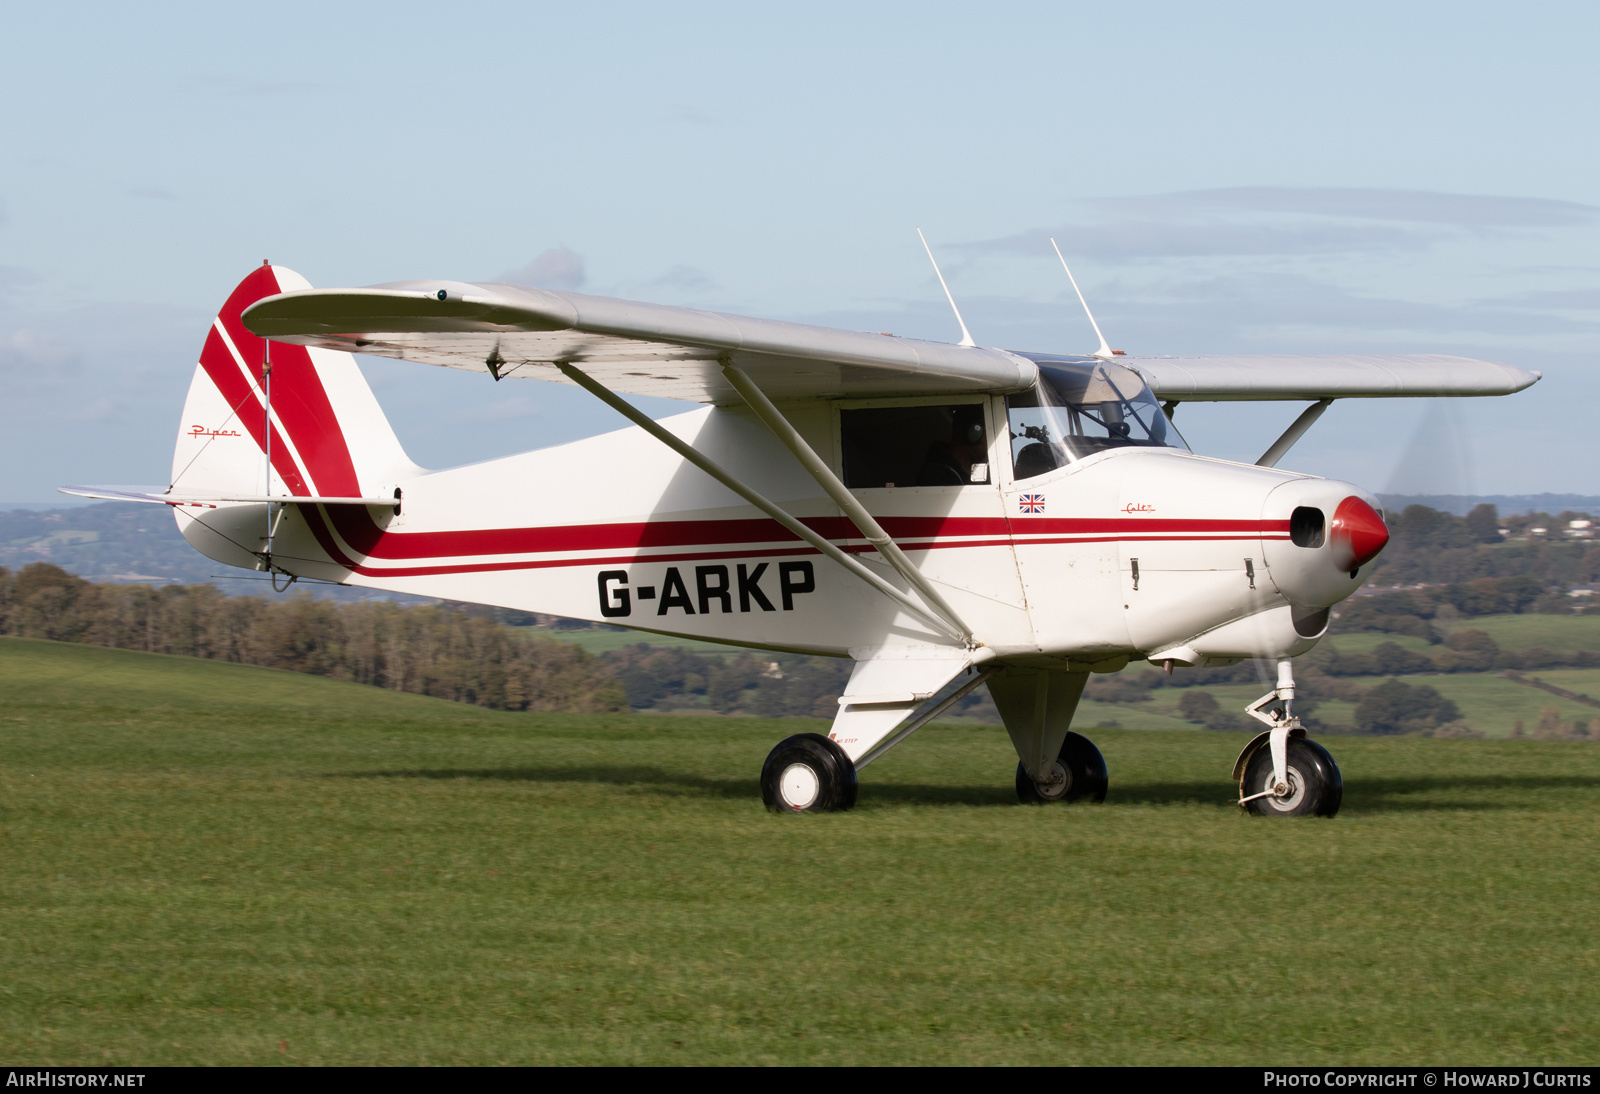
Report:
1105,272,1600,340
789,269,1600,362
963,187,1600,265
499,248,587,290
1481,288,1600,311
1093,188,1600,228
0,328,81,397
126,185,178,202
650,265,714,291
967,220,1434,261
665,105,715,125
0,266,39,307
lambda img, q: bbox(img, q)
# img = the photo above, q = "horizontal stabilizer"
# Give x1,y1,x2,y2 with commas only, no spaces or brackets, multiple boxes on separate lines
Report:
61,486,398,509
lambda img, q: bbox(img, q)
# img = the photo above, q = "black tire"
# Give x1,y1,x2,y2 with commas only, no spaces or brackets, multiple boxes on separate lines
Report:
1015,731,1109,804
1241,737,1342,818
760,733,858,814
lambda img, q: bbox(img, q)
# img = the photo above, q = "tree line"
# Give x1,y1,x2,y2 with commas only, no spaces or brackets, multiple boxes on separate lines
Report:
1370,503,1600,591
0,563,870,719
0,563,625,713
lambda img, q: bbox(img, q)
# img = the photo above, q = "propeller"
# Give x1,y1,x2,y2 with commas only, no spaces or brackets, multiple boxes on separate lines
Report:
1381,400,1476,508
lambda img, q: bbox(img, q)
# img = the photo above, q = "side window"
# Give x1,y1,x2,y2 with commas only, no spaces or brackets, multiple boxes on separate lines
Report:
1006,388,1063,480
840,404,990,489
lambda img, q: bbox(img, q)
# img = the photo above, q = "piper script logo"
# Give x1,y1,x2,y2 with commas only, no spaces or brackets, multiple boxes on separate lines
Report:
598,561,815,619
189,424,243,438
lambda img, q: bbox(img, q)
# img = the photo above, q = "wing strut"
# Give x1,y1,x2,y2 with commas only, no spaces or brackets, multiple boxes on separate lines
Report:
1256,398,1334,468
556,363,968,645
719,362,974,645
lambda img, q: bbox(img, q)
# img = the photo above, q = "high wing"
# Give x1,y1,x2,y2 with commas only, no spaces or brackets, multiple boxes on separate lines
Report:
1124,354,1538,401
242,280,1540,403
243,281,1035,403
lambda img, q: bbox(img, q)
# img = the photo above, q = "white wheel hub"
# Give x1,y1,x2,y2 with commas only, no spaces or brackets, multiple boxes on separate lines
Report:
1035,760,1070,801
1263,765,1306,812
779,762,821,810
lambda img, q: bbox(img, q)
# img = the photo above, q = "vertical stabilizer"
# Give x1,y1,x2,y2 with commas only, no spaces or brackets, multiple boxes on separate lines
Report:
170,263,422,502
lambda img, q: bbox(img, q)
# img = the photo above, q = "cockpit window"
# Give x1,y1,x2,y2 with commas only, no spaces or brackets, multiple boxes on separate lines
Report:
1006,355,1187,479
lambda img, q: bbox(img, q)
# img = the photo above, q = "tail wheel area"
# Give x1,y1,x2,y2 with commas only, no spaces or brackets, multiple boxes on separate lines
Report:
761,733,858,814
1016,731,1109,804
1241,737,1343,817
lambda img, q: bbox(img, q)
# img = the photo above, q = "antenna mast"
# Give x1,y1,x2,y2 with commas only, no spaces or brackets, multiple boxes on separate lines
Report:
916,228,976,348
1050,237,1114,360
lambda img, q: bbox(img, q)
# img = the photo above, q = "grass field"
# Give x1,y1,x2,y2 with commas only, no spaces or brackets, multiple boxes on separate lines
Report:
3,636,1599,1065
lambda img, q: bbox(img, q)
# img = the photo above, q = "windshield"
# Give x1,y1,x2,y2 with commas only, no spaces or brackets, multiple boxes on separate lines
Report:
1006,355,1187,479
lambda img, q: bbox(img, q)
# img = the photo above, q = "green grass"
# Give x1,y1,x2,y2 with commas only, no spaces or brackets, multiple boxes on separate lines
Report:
3,637,1600,1065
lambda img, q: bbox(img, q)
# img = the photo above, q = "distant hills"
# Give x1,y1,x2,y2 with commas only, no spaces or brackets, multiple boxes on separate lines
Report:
1380,494,1600,517
1,502,211,584
0,502,426,602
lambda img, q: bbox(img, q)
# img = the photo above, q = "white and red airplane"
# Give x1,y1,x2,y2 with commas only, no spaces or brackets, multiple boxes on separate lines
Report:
67,259,1538,816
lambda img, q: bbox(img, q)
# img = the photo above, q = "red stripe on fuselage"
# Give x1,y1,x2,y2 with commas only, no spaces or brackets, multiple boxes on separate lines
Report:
299,523,1292,581
293,506,1291,581
317,511,1289,563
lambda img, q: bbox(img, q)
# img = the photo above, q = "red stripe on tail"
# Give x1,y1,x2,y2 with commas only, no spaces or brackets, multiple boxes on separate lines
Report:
201,266,363,497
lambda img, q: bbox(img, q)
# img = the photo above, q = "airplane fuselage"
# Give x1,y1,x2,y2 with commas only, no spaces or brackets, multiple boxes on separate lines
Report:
177,399,1380,667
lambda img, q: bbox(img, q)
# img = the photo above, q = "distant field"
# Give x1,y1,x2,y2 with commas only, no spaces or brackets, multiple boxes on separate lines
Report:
535,626,749,657
1321,632,1437,655
1435,613,1600,651
3,637,1598,1065
563,615,1600,736
1326,614,1600,655
1395,672,1600,734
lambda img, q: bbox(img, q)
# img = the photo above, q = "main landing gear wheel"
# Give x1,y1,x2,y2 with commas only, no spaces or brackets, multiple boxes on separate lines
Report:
1016,731,1109,804
761,733,858,814
1241,737,1343,817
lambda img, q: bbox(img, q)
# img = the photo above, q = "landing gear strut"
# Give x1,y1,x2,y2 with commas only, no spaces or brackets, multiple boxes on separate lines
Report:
1235,658,1342,817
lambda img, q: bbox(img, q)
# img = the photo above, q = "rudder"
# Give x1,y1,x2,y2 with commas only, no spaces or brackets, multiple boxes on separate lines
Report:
170,262,421,501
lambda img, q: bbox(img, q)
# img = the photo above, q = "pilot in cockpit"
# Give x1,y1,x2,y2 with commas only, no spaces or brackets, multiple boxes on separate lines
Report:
916,405,989,486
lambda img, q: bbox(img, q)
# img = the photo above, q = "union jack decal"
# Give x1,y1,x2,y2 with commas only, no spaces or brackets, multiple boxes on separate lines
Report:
1018,493,1045,513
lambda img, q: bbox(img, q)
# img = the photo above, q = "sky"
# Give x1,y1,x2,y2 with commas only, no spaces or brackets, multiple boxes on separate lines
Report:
3,1,1598,503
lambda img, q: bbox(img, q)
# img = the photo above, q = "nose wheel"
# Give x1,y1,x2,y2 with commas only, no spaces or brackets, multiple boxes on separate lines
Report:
1016,731,1108,804
1235,657,1343,817
1239,736,1342,816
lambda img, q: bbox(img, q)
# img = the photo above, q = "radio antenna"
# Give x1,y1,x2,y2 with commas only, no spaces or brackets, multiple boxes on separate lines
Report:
1050,237,1114,360
917,227,976,348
